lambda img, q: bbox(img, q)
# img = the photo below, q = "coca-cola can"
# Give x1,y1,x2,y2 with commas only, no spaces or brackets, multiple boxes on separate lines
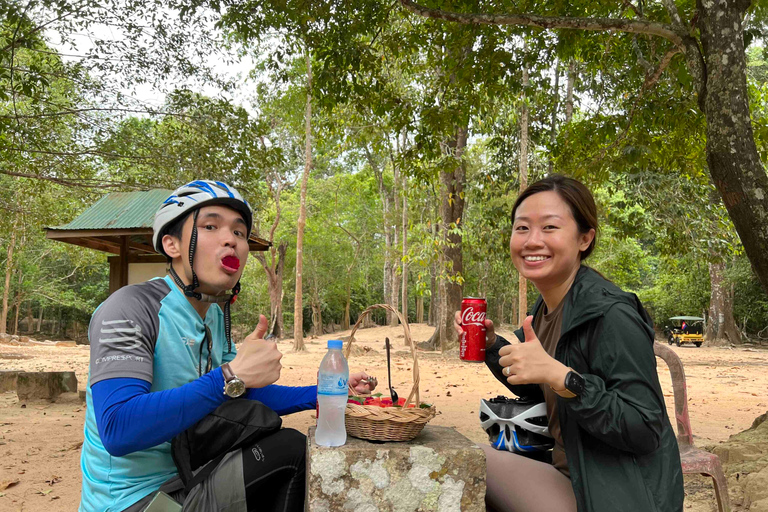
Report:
460,297,487,362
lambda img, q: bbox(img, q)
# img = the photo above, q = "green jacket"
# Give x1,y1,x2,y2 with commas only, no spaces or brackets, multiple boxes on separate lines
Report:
487,266,684,512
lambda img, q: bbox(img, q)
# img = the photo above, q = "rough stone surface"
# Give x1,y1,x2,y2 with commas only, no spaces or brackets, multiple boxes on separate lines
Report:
746,465,768,506
0,370,21,392
707,411,768,509
751,497,768,512
16,371,78,401
307,425,485,512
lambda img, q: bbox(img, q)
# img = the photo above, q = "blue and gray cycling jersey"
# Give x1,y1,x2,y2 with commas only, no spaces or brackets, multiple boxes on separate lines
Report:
79,275,316,512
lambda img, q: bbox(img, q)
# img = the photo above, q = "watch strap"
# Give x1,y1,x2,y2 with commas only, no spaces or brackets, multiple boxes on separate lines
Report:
550,368,580,398
221,362,236,383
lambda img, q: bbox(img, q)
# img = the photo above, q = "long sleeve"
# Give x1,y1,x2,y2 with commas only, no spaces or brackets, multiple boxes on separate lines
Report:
485,333,544,402
562,304,665,455
245,384,317,415
91,368,228,457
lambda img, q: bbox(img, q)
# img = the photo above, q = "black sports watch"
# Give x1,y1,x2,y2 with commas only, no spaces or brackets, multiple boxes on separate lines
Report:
551,369,585,399
221,363,246,398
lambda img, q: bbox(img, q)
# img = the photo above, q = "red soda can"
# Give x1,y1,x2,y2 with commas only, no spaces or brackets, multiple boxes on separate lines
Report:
460,297,487,362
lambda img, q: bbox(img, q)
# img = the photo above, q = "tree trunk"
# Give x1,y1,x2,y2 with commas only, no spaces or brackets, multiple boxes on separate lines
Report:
428,220,438,327
12,299,20,335
0,211,18,335
700,2,768,296
705,261,741,346
401,172,408,329
416,295,424,323
390,158,400,327
565,59,576,123
256,240,287,339
436,126,468,351
311,276,323,337
25,301,32,334
343,284,351,331
12,269,22,335
369,149,396,325
549,60,559,172
518,59,529,325
293,46,312,352
511,288,519,327
36,305,43,332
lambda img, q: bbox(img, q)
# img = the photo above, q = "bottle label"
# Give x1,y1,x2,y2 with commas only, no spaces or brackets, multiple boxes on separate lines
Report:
318,373,348,395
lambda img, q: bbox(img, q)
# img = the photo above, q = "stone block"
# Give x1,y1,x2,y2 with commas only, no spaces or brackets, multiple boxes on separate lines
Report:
56,341,77,348
307,425,486,512
79,389,87,403
746,465,768,508
0,370,20,392
16,371,78,401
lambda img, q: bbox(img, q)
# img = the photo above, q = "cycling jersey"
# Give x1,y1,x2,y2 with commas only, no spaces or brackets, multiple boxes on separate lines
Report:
79,276,315,512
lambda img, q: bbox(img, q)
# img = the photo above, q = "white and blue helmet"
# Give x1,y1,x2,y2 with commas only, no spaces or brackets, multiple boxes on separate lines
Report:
153,180,253,256
479,396,554,453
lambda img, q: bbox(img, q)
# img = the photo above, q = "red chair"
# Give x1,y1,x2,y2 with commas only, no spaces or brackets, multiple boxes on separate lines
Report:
654,342,730,512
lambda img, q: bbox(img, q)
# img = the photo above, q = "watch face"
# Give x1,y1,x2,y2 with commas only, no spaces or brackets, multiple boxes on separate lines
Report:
226,379,246,398
566,372,586,396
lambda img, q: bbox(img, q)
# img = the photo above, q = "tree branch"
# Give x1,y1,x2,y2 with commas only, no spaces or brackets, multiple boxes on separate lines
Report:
589,48,681,166
0,169,142,190
398,0,686,48
661,0,683,26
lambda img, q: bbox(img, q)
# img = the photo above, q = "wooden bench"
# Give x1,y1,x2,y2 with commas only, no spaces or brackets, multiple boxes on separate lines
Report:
654,342,730,512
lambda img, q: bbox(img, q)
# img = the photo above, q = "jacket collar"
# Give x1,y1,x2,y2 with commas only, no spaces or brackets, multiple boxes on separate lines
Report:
528,266,644,338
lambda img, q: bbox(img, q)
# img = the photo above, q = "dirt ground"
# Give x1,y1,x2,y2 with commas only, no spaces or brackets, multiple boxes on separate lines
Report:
1,323,767,511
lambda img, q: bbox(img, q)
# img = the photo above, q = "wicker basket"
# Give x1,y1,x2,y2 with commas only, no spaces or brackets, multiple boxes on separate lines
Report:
344,304,436,442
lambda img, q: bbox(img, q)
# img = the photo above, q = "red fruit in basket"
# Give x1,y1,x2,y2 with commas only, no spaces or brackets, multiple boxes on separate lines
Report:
381,398,393,407
397,397,406,406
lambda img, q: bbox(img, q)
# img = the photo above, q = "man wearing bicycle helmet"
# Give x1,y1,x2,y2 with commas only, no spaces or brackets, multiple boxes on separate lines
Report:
80,180,375,512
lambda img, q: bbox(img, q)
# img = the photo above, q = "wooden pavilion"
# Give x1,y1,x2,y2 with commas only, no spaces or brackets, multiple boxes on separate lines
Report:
45,189,271,294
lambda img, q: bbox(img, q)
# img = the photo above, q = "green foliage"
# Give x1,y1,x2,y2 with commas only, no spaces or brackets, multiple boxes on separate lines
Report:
637,256,711,328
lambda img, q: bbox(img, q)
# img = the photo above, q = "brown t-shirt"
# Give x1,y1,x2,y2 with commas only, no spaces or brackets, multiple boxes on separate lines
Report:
533,299,569,477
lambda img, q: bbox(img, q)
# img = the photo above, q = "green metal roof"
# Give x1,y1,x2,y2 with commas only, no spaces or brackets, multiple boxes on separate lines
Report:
48,189,172,231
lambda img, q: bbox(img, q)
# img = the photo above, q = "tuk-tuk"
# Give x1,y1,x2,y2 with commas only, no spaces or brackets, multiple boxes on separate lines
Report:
663,316,705,347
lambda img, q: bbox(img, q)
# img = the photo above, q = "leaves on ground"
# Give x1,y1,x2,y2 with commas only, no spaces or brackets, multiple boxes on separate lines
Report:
0,480,19,491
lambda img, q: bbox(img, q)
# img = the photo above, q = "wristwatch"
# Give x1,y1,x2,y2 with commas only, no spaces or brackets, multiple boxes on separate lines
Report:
550,369,585,399
221,363,246,398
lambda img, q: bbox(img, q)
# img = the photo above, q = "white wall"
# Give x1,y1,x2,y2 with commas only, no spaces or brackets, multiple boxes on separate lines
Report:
128,262,168,285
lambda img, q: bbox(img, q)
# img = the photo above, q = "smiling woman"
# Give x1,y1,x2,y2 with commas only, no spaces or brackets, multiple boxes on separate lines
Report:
469,175,684,512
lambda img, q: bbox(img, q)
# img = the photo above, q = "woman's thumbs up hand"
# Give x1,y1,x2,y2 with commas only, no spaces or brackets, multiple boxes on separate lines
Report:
498,316,569,387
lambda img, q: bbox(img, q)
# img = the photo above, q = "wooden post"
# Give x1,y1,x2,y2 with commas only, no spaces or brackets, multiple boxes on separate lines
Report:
120,237,129,289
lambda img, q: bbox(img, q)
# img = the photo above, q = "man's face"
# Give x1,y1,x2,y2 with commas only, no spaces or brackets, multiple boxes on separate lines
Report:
172,205,250,295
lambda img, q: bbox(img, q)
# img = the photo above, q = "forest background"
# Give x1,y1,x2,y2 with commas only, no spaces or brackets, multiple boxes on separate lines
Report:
2,0,768,350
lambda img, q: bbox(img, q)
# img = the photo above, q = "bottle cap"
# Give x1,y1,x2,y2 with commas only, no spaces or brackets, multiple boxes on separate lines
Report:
328,339,343,350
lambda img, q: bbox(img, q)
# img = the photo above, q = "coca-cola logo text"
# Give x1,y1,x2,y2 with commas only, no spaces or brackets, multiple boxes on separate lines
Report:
462,307,486,326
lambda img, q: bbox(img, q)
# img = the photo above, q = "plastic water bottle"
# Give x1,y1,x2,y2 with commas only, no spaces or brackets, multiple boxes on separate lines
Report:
316,339,349,447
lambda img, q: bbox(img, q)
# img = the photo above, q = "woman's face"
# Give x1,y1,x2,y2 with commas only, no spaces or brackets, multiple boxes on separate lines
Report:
510,190,595,290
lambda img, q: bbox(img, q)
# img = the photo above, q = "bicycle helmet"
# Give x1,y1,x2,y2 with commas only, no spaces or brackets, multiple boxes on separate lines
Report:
479,395,554,453
153,180,253,354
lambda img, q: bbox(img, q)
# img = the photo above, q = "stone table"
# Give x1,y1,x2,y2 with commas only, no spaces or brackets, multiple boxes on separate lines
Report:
307,425,486,512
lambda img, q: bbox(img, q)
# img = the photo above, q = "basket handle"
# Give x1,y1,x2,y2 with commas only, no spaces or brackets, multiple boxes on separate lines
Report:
344,304,420,408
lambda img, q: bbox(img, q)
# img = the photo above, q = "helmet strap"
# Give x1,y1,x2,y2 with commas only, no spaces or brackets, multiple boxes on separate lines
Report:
168,207,238,353
167,208,202,301
188,209,200,293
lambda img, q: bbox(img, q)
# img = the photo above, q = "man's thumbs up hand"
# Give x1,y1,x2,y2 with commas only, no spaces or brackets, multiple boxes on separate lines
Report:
229,314,282,389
